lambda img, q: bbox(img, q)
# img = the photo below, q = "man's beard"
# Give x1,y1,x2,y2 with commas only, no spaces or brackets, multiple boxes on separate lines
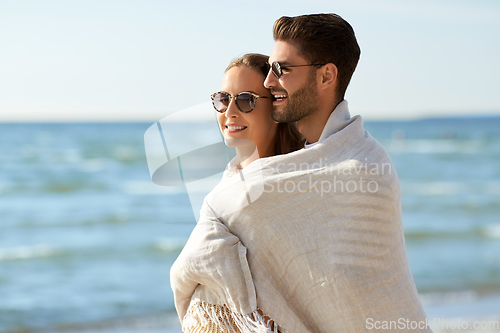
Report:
272,71,319,123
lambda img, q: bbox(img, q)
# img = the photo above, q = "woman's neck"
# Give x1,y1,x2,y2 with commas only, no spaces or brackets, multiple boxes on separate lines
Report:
236,144,259,169
225,138,275,170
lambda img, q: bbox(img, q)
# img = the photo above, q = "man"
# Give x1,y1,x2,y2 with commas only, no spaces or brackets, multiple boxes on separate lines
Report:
257,13,432,332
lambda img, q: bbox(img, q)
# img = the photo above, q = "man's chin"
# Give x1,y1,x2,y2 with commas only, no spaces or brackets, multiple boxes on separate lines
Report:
272,107,287,123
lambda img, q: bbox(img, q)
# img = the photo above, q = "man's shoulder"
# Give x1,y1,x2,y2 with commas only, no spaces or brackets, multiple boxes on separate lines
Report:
337,129,399,186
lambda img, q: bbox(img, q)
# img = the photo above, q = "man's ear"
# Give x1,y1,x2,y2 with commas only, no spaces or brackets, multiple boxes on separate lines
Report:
319,63,338,90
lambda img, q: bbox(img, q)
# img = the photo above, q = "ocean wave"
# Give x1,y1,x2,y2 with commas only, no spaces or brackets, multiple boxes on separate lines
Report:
77,158,110,172
124,176,225,195
123,181,184,195
402,181,500,196
383,139,484,154
153,237,187,253
0,244,60,261
405,224,500,240
0,182,8,195
482,224,500,239
112,146,144,164
419,290,478,306
17,144,144,169
0,178,110,195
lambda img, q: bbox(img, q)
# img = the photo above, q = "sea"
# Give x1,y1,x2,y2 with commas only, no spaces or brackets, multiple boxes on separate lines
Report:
1,115,499,332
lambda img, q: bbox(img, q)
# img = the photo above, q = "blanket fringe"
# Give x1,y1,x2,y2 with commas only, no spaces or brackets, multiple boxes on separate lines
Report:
182,300,283,333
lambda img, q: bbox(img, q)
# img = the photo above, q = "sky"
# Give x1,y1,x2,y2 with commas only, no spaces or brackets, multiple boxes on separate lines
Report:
0,0,499,121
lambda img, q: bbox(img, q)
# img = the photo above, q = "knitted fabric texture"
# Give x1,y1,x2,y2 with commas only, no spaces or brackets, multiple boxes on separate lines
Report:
183,299,280,333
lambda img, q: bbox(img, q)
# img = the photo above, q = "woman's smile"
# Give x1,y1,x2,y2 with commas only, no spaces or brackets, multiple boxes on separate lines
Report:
225,123,248,133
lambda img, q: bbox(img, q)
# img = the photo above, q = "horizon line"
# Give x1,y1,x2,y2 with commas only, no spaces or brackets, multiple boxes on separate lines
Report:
1,112,500,124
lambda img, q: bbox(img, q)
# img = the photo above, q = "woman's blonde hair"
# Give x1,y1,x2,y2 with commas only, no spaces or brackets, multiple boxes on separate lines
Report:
225,53,305,155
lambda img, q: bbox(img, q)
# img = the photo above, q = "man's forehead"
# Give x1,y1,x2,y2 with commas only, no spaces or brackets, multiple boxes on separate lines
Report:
269,40,305,64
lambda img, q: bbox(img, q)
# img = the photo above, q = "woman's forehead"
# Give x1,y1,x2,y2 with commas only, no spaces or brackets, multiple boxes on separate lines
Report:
221,66,267,93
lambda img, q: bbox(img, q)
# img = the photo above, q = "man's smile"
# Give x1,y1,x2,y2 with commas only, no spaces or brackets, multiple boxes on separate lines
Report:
272,93,287,105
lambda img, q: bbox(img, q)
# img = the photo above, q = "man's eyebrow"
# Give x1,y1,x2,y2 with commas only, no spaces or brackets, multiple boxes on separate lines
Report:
268,60,293,66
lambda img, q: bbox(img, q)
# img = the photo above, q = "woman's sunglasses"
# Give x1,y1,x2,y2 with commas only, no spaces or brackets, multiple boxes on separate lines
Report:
211,91,269,113
271,61,326,79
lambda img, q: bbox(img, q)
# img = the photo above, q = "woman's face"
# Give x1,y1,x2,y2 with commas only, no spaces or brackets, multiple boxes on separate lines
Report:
217,66,278,158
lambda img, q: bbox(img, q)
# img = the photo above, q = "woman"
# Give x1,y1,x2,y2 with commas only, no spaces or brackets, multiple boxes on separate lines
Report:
170,53,303,333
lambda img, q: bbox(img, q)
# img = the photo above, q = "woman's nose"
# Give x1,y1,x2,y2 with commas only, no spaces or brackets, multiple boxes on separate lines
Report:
225,97,239,118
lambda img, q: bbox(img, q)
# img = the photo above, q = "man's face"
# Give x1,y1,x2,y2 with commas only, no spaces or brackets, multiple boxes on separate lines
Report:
264,40,319,123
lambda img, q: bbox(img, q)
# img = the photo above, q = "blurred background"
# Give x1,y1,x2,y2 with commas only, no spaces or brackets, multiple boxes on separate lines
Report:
1,0,499,332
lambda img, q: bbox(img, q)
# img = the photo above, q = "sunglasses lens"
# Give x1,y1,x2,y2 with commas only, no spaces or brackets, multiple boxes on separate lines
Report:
235,93,256,112
212,92,230,112
272,62,281,78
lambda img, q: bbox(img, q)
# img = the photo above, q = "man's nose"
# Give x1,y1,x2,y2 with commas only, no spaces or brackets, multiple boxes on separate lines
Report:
264,69,277,89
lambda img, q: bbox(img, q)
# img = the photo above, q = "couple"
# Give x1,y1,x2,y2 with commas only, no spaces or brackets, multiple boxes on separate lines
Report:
171,14,431,333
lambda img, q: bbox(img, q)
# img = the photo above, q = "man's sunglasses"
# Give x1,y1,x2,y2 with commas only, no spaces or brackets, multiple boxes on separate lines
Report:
211,91,269,113
271,61,326,79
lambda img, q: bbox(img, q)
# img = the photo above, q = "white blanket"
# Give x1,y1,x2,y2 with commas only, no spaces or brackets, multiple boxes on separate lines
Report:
171,101,431,332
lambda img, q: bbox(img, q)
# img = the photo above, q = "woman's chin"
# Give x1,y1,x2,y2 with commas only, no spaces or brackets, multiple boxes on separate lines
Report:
224,138,256,149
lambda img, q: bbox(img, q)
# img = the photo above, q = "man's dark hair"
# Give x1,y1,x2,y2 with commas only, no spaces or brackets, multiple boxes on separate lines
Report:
273,14,361,99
